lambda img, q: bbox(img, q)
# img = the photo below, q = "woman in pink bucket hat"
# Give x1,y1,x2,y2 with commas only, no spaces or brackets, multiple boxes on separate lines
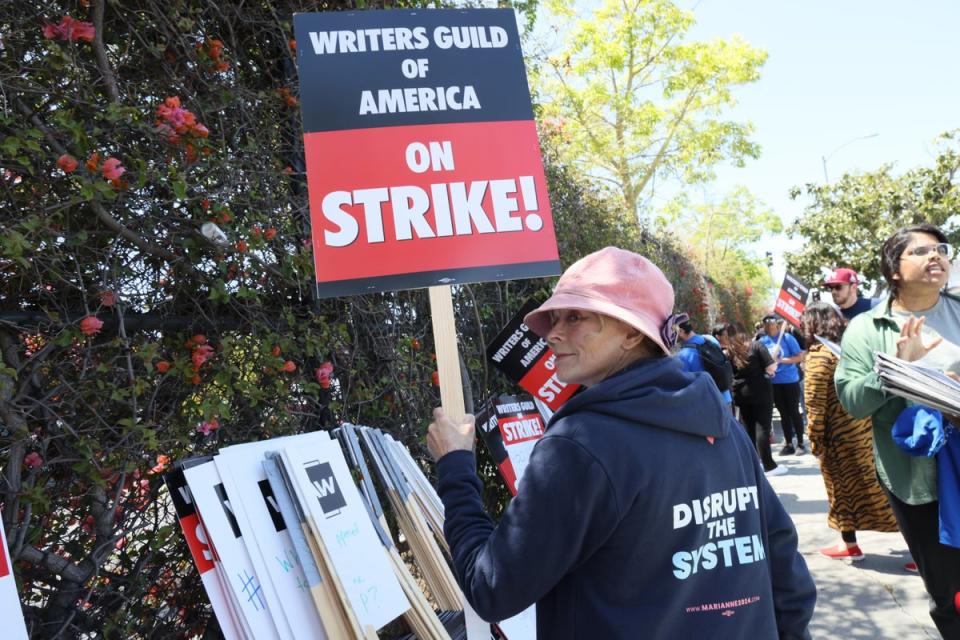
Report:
428,247,815,639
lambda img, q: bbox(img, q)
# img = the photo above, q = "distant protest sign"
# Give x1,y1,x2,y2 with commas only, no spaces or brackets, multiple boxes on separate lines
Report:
294,9,560,297
774,272,811,329
486,298,579,411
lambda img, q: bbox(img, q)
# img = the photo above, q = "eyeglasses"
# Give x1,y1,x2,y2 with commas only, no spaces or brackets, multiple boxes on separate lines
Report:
902,243,954,260
825,284,849,291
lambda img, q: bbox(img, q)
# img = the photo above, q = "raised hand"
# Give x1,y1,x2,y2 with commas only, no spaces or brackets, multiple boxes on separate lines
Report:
895,315,943,362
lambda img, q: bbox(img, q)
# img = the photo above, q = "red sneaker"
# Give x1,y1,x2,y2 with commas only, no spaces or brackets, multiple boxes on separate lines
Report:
819,544,864,561
904,561,918,573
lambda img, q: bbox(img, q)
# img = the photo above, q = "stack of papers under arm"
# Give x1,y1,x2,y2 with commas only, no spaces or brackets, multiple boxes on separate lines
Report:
874,351,960,415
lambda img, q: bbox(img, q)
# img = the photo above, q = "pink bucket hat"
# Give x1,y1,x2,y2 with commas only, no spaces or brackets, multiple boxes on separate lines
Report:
523,247,679,355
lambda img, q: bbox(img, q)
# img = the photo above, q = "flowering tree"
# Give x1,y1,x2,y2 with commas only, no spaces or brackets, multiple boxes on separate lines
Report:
2,2,756,637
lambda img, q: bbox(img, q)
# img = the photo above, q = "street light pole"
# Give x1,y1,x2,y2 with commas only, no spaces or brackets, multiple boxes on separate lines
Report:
821,132,879,182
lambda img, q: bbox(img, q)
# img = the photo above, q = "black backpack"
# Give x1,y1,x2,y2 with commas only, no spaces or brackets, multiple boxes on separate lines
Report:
688,339,734,392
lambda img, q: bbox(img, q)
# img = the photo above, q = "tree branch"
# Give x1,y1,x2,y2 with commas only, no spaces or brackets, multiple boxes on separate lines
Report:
90,201,179,262
18,545,95,585
91,0,121,103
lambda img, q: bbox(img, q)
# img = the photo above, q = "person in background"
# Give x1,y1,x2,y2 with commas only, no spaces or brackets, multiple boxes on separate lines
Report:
824,267,879,321
786,324,809,433
801,302,898,561
712,323,730,351
727,322,785,476
835,224,960,636
760,315,807,455
677,320,733,408
428,247,816,639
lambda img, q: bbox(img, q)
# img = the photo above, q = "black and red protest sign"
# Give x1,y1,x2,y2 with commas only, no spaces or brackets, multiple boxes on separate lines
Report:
486,298,579,411
164,464,216,575
294,9,560,297
774,272,811,329
476,394,546,495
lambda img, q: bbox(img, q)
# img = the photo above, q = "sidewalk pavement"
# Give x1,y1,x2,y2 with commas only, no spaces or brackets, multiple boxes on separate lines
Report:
767,448,941,639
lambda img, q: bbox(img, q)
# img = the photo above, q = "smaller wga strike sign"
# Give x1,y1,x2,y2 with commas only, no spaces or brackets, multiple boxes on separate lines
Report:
294,9,559,297
774,272,811,329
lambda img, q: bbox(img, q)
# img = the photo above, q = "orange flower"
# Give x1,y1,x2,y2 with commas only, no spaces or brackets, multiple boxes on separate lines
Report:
264,227,277,240
206,38,224,60
155,360,171,373
101,157,125,181
236,239,247,253
191,344,214,369
271,345,281,357
197,418,219,436
150,454,170,475
85,153,101,172
80,315,103,336
43,15,95,42
315,362,334,388
431,371,440,386
156,96,209,143
277,87,298,107
281,360,296,373
57,154,78,173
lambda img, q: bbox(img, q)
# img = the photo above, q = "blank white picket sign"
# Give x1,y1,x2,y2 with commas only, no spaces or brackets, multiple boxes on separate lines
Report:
0,514,28,640
283,439,409,630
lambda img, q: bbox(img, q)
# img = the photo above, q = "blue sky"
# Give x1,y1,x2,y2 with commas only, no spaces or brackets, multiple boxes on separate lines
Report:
529,1,960,288
685,0,960,281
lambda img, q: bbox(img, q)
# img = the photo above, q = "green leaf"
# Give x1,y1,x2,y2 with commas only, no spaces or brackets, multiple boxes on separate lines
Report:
172,179,187,201
1,137,20,155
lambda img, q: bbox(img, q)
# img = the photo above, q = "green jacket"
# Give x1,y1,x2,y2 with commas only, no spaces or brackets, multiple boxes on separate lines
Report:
834,294,955,505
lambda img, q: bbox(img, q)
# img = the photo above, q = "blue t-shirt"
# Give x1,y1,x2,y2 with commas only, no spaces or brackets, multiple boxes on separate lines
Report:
678,334,733,403
759,332,801,385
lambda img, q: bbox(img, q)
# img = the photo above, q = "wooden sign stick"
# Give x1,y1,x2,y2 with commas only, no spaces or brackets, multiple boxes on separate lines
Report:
430,286,494,640
429,286,467,422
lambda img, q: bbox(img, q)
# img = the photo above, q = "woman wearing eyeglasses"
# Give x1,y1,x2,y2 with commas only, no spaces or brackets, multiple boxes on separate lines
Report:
835,223,960,638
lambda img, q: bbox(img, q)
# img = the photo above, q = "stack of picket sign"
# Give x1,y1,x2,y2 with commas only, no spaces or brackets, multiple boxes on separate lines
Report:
163,425,470,639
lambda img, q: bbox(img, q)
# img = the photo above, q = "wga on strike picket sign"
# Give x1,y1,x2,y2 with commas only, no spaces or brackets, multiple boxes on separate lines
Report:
294,9,560,297
486,298,579,411
773,272,811,329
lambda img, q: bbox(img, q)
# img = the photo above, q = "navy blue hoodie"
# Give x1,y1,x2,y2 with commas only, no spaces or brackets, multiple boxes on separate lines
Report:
437,356,815,639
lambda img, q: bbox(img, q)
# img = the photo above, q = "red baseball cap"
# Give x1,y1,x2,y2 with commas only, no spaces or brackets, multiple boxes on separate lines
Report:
824,267,859,286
